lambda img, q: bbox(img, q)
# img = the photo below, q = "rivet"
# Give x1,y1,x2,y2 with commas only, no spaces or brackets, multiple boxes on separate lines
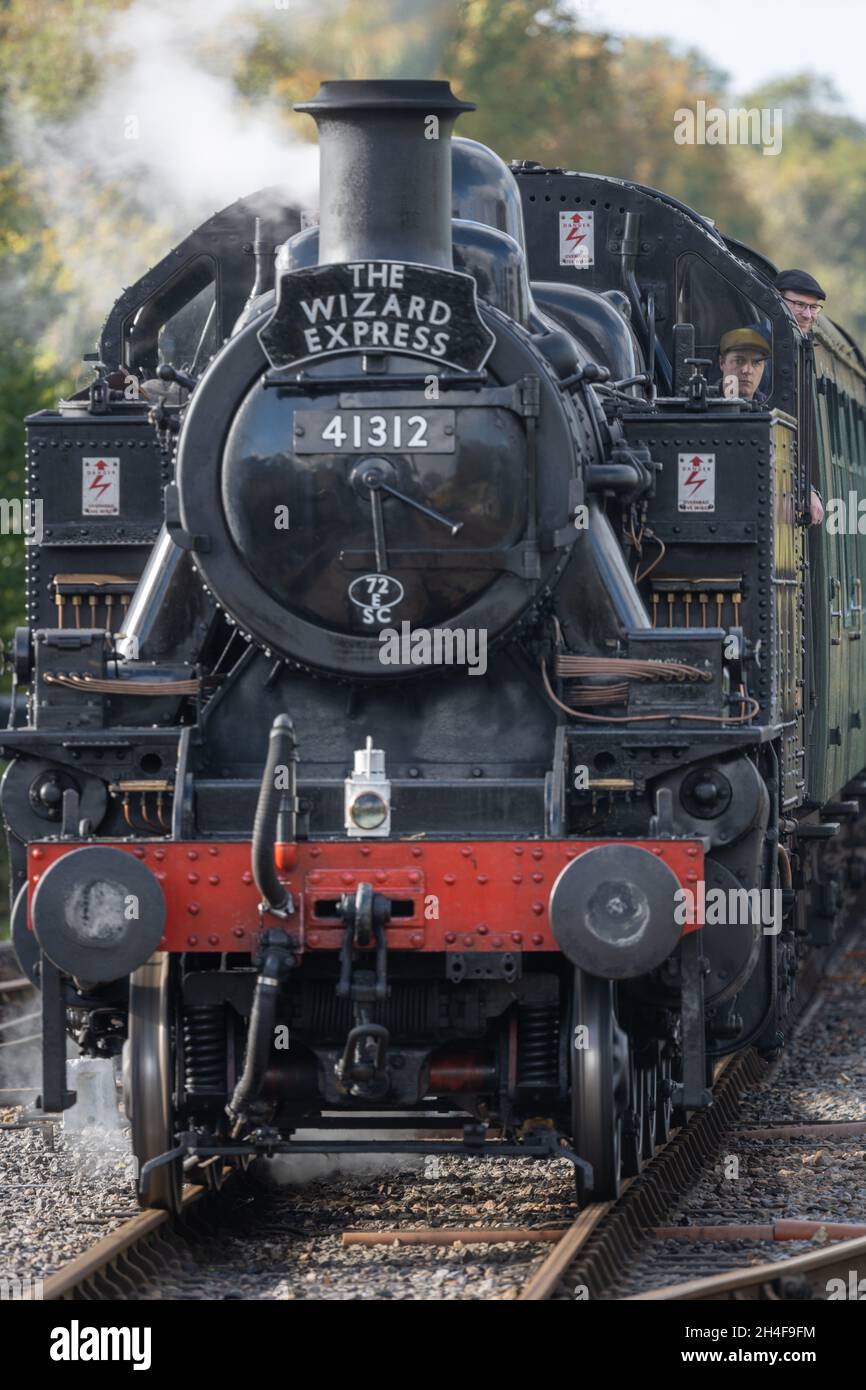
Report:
511,932,523,943
375,872,387,884
209,846,219,856
476,874,488,885
410,932,423,947
188,903,201,915
686,871,697,882
463,935,474,947
187,934,199,946
188,872,199,884
341,872,354,885
532,932,544,944
308,933,320,946
512,847,524,856
444,932,457,944
531,849,544,860
231,927,244,938
512,874,523,884
531,902,545,915
187,850,199,860
310,847,321,858
209,874,220,885
687,846,698,857
476,923,489,935
411,847,423,858
153,848,166,861
652,847,664,856
461,847,473,857
32,848,44,860
133,847,146,859
409,872,421,884
444,873,456,885
207,933,219,945
242,871,252,884
492,936,503,948
531,872,543,883
565,849,578,859
360,846,372,857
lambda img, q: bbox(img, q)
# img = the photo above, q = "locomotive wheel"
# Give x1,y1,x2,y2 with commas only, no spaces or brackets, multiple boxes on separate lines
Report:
128,953,182,1214
621,1051,644,1179
570,970,630,1203
656,1047,674,1145
639,1044,659,1160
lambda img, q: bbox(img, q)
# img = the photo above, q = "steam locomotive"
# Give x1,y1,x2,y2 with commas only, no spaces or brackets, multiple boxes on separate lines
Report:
8,79,866,1211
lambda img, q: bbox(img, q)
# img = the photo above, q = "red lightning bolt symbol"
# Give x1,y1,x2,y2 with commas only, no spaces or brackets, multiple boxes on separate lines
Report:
89,468,112,500
685,457,705,495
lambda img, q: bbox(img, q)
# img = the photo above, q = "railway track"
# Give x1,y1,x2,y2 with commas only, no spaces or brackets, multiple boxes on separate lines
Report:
19,927,866,1302
522,932,866,1301
43,1183,215,1300
34,1051,766,1301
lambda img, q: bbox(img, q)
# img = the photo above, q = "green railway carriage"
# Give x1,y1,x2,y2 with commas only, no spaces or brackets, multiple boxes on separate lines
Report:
810,318,866,802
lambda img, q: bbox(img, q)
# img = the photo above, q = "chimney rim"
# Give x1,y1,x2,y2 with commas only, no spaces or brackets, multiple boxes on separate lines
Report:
295,78,475,116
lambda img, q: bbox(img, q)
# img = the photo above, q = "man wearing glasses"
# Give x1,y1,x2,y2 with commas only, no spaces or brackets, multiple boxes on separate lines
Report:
775,269,826,335
774,270,826,525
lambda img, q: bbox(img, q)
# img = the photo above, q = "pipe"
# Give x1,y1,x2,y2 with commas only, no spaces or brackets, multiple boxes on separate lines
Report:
294,80,474,269
252,714,296,914
653,1221,866,1242
733,1121,866,1139
587,499,651,630
428,1052,498,1092
777,843,793,889
233,217,272,334
585,463,647,491
116,526,185,660
226,930,294,1135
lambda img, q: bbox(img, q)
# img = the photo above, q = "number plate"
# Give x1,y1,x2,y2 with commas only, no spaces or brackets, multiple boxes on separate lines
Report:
293,409,455,454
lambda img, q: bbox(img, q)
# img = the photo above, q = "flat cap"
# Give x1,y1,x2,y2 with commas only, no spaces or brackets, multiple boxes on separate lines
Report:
775,268,826,299
719,328,771,358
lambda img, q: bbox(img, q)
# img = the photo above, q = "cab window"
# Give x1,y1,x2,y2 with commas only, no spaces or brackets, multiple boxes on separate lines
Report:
676,253,773,401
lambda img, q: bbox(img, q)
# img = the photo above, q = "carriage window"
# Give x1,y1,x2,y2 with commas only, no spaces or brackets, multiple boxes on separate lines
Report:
676,253,773,402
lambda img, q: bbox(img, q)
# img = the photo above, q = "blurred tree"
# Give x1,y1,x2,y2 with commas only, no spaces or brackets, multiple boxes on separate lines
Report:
444,0,621,168
738,76,866,339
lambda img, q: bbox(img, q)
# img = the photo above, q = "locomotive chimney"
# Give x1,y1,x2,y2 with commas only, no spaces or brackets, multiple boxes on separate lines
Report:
294,79,474,270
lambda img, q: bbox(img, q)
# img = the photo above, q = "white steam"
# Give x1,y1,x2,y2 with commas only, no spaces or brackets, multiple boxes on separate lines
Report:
10,0,322,368
82,0,319,222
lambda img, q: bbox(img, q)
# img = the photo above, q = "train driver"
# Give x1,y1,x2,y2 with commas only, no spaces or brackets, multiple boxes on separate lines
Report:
717,327,823,525
717,327,771,403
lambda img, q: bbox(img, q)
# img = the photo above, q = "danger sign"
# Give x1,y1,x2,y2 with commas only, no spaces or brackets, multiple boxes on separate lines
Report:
678,453,716,512
82,458,120,516
559,210,595,267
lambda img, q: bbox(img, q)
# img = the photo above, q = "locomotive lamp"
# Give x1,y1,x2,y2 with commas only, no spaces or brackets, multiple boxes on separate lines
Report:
345,737,391,837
